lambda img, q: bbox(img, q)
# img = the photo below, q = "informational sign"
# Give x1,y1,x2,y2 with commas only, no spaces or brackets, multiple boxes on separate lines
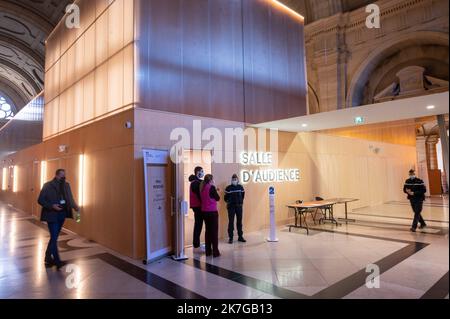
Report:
144,149,169,165
240,152,300,184
150,174,166,217
267,186,279,242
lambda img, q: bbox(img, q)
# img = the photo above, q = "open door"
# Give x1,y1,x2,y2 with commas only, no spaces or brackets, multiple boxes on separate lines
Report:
183,150,212,247
143,149,174,262
172,146,189,260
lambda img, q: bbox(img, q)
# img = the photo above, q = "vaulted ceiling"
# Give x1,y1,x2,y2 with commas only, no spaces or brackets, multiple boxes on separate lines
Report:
280,0,374,24
0,0,73,113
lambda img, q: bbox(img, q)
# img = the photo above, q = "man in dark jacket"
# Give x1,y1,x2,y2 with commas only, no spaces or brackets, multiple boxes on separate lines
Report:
189,166,204,250
403,169,427,232
38,169,79,269
224,174,246,244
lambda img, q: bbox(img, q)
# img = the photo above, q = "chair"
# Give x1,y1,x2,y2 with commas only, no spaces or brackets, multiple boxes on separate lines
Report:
314,197,333,224
297,200,319,225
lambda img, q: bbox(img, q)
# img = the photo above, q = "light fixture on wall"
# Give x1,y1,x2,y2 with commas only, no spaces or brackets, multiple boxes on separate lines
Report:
58,145,69,153
1,167,7,191
78,154,85,208
40,161,47,189
12,166,18,193
271,0,305,21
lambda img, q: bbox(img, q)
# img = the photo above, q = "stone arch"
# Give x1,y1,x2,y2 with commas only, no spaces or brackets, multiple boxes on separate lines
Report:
346,31,449,108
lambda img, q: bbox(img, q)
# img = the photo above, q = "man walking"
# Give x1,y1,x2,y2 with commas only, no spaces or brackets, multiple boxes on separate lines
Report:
403,169,427,232
38,169,79,269
224,174,246,244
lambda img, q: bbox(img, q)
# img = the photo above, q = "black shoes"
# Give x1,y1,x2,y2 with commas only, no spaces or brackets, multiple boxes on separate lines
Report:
45,259,67,270
411,224,427,232
44,259,55,268
55,261,67,270
229,237,246,243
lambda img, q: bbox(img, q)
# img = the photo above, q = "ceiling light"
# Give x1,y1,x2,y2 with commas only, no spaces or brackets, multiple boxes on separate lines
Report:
301,124,308,128
427,105,435,110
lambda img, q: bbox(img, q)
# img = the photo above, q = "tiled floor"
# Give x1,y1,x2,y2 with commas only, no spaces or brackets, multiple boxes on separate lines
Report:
0,198,448,299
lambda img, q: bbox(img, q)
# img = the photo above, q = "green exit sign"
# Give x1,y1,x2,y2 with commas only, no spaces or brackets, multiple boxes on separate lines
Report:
354,116,365,125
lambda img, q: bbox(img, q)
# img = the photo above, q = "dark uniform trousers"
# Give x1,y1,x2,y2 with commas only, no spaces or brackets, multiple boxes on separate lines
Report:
203,212,219,255
227,205,243,239
410,200,426,229
192,207,203,248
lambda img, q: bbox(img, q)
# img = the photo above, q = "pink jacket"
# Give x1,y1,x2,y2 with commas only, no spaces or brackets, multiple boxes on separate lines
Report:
201,183,220,212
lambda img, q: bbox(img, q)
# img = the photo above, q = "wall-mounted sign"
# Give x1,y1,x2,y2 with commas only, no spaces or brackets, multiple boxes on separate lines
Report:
240,152,300,184
240,152,273,166
354,116,365,125
143,149,169,165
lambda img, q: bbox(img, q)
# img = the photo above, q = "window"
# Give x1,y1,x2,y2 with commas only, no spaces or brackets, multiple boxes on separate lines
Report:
0,96,14,120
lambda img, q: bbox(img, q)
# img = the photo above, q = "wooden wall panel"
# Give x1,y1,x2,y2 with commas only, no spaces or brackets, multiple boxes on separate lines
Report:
44,0,136,140
320,119,418,146
243,0,307,123
135,0,306,124
0,110,136,257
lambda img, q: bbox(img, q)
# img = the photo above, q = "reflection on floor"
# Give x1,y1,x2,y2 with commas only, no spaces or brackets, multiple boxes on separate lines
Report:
0,199,448,299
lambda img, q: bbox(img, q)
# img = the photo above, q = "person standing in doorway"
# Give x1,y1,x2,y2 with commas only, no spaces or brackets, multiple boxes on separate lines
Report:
38,169,79,269
200,174,221,257
224,174,246,244
403,169,427,232
189,166,204,251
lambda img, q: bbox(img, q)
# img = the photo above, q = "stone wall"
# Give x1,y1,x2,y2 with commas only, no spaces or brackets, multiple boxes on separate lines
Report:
304,0,449,113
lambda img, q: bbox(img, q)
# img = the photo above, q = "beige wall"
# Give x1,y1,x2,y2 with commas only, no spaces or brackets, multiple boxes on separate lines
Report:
131,108,417,258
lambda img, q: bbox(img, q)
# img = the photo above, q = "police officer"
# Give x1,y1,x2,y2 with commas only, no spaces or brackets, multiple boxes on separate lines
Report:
224,174,246,244
403,169,427,232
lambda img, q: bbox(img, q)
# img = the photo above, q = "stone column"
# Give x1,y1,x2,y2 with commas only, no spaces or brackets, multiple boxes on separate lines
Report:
426,136,439,170
416,136,430,196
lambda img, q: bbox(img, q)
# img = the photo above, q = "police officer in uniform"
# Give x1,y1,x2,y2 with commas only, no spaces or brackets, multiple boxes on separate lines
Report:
403,169,427,232
224,174,246,244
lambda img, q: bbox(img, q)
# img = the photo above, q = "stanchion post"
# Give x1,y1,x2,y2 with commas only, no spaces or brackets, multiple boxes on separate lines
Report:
267,186,279,242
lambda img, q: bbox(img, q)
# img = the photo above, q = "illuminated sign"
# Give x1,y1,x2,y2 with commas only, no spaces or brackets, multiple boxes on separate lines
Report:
240,152,300,184
354,116,365,125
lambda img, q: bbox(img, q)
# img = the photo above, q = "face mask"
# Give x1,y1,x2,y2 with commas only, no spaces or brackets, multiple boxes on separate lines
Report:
409,175,416,180
232,180,238,186
60,177,66,183
197,172,204,179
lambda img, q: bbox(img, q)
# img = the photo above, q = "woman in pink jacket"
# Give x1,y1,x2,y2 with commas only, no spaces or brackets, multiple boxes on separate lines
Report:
200,174,221,257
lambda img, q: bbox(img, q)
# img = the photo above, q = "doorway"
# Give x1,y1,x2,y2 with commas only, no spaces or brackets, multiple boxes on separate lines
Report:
182,150,212,247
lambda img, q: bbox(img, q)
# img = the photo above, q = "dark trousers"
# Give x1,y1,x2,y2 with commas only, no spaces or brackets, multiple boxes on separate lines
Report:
192,207,203,248
227,205,243,239
410,200,426,229
203,212,219,255
45,214,65,264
